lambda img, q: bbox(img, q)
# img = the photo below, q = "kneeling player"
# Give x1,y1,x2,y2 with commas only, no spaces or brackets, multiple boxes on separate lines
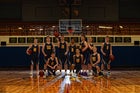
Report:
90,46,103,76
47,52,58,76
73,48,83,75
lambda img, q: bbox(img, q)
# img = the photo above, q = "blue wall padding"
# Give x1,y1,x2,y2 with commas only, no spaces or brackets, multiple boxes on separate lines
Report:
0,46,140,68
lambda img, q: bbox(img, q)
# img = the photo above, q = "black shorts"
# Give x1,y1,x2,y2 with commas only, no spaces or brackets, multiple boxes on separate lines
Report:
31,55,39,65
102,55,110,64
69,53,75,64
44,55,51,63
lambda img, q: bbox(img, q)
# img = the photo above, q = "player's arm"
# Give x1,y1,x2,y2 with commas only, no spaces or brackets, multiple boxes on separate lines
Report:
54,57,59,68
38,45,40,55
82,41,88,52
58,41,60,48
47,59,53,68
52,42,55,52
26,44,32,55
81,54,84,64
101,43,106,56
110,44,112,55
90,55,93,66
65,42,69,55
42,43,47,56
73,55,76,65
88,43,93,50
95,53,101,65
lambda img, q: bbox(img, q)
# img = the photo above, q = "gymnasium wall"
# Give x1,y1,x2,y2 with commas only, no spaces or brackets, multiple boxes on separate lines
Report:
0,46,140,69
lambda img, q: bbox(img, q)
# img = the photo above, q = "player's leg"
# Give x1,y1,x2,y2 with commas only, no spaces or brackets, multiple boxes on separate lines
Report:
75,65,80,75
43,57,47,71
59,54,64,69
65,54,69,72
96,65,103,76
47,66,53,76
52,66,57,76
69,53,74,72
101,56,107,74
43,56,50,77
92,66,97,76
30,60,34,77
107,60,111,76
83,51,90,73
35,58,39,76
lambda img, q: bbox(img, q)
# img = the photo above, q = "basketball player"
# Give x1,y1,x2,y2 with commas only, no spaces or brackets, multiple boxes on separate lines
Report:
73,48,83,74
90,46,103,76
80,35,89,72
42,36,54,76
101,36,112,76
47,52,58,76
87,37,94,72
26,38,40,77
88,37,94,54
68,38,76,72
58,35,68,71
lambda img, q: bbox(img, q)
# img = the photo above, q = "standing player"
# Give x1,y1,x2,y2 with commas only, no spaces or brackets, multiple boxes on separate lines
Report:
101,36,112,76
80,35,89,72
68,38,76,72
90,46,103,76
58,35,68,71
87,37,94,72
26,38,40,77
88,37,94,54
42,36,54,76
47,52,58,76
73,48,83,74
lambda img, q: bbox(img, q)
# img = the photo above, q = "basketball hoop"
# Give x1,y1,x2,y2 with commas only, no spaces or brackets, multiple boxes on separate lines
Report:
67,27,74,35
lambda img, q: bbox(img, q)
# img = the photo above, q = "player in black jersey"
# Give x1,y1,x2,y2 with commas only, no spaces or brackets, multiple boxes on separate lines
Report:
80,35,89,72
101,36,112,76
47,52,58,76
58,35,68,71
87,37,94,72
26,38,40,77
42,36,54,76
73,48,83,74
90,46,103,76
68,38,76,72
88,37,94,54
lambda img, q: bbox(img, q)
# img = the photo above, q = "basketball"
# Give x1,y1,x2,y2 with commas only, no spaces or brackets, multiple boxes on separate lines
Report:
39,70,44,77
109,54,115,61
27,49,32,55
53,31,59,37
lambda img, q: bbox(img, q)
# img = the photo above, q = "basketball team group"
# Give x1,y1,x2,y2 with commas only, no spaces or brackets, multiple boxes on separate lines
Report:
26,35,113,78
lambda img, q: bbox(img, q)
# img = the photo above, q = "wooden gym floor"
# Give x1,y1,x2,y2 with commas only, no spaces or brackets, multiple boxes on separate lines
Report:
0,70,140,93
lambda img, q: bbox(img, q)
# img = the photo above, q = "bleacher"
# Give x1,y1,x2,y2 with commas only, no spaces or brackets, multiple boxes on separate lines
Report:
0,22,140,36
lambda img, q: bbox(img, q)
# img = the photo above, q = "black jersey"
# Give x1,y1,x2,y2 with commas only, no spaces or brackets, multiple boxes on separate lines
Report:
69,44,76,54
80,41,88,53
74,55,82,64
103,43,111,55
44,42,53,55
31,44,39,56
48,57,57,67
91,53,98,64
88,43,94,53
59,42,67,53
81,41,85,49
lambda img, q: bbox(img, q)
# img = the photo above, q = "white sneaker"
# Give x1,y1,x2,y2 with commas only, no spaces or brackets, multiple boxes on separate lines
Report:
43,75,46,78
30,72,33,77
107,72,111,77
